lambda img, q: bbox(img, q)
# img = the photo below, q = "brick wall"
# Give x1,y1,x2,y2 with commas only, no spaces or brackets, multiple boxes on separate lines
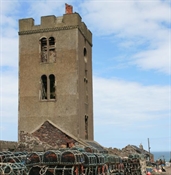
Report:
0,121,83,152
32,121,76,147
18,121,80,151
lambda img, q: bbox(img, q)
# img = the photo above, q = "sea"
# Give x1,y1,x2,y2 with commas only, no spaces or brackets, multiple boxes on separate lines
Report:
152,151,171,162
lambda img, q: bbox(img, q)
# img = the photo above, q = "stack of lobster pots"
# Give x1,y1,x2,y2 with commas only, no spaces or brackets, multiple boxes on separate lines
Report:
25,147,107,175
0,148,147,175
0,151,28,175
122,154,146,175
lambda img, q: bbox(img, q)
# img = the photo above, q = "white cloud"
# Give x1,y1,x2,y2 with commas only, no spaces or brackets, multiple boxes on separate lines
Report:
0,1,20,30
27,0,70,23
1,37,18,68
0,70,18,123
1,1,19,15
0,15,18,28
93,75,170,149
81,1,170,36
93,76,170,126
79,0,171,74
133,43,170,74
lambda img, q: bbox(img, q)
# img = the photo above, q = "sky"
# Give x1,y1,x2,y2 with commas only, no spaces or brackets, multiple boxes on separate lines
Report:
0,0,171,152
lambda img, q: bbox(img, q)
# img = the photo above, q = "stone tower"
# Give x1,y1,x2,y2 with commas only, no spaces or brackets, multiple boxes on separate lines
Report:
18,4,94,142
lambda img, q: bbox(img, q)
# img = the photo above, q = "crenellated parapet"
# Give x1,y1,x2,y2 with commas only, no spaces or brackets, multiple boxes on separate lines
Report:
19,13,92,45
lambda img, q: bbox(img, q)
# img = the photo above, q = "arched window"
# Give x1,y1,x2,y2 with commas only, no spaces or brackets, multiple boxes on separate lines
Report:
41,75,47,99
40,37,56,63
40,37,47,63
40,74,56,100
49,37,55,46
49,74,56,99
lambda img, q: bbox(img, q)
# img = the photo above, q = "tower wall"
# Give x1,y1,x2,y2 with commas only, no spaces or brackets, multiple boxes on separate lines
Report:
18,12,94,141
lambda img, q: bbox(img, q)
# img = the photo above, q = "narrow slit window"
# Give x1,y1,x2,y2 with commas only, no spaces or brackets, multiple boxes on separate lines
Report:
49,74,56,99
41,75,47,99
83,48,87,63
85,115,88,140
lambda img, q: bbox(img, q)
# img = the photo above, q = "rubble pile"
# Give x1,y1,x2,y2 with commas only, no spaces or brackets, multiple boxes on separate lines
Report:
123,154,146,175
106,145,151,159
18,132,53,152
107,145,136,157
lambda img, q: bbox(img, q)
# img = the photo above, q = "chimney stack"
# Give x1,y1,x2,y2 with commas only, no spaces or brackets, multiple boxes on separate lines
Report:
65,3,73,14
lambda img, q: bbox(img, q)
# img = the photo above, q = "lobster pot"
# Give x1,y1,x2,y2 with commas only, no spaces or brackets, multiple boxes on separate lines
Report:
71,147,85,152
0,163,13,175
114,156,120,164
122,157,129,171
118,157,124,173
25,152,43,166
60,150,84,165
103,154,108,164
108,155,116,164
82,152,97,167
0,163,27,175
18,155,27,163
129,154,140,163
2,151,27,163
14,152,28,163
14,152,27,156
104,154,111,173
104,154,117,174
111,155,120,173
129,154,140,159
0,154,4,162
92,153,105,175
54,165,76,175
3,157,20,163
0,152,14,162
43,150,61,165
29,165,55,175
118,157,122,163
28,166,42,175
94,153,105,166
11,163,28,175
84,146,98,153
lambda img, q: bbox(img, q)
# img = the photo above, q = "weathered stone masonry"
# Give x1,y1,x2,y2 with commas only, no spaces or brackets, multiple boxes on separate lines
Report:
18,4,94,144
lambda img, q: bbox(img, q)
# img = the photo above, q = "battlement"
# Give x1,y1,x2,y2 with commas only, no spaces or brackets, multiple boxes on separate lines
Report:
19,13,92,45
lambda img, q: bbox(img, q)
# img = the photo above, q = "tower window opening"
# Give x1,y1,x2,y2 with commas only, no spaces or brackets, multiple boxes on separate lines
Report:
84,48,87,56
40,38,47,63
49,37,55,46
40,74,56,100
40,37,56,63
85,115,88,139
41,37,47,47
41,75,47,99
83,48,87,63
49,74,56,99
49,37,56,63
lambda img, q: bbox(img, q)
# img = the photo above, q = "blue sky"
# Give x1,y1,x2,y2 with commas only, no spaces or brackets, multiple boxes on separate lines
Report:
0,0,170,152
